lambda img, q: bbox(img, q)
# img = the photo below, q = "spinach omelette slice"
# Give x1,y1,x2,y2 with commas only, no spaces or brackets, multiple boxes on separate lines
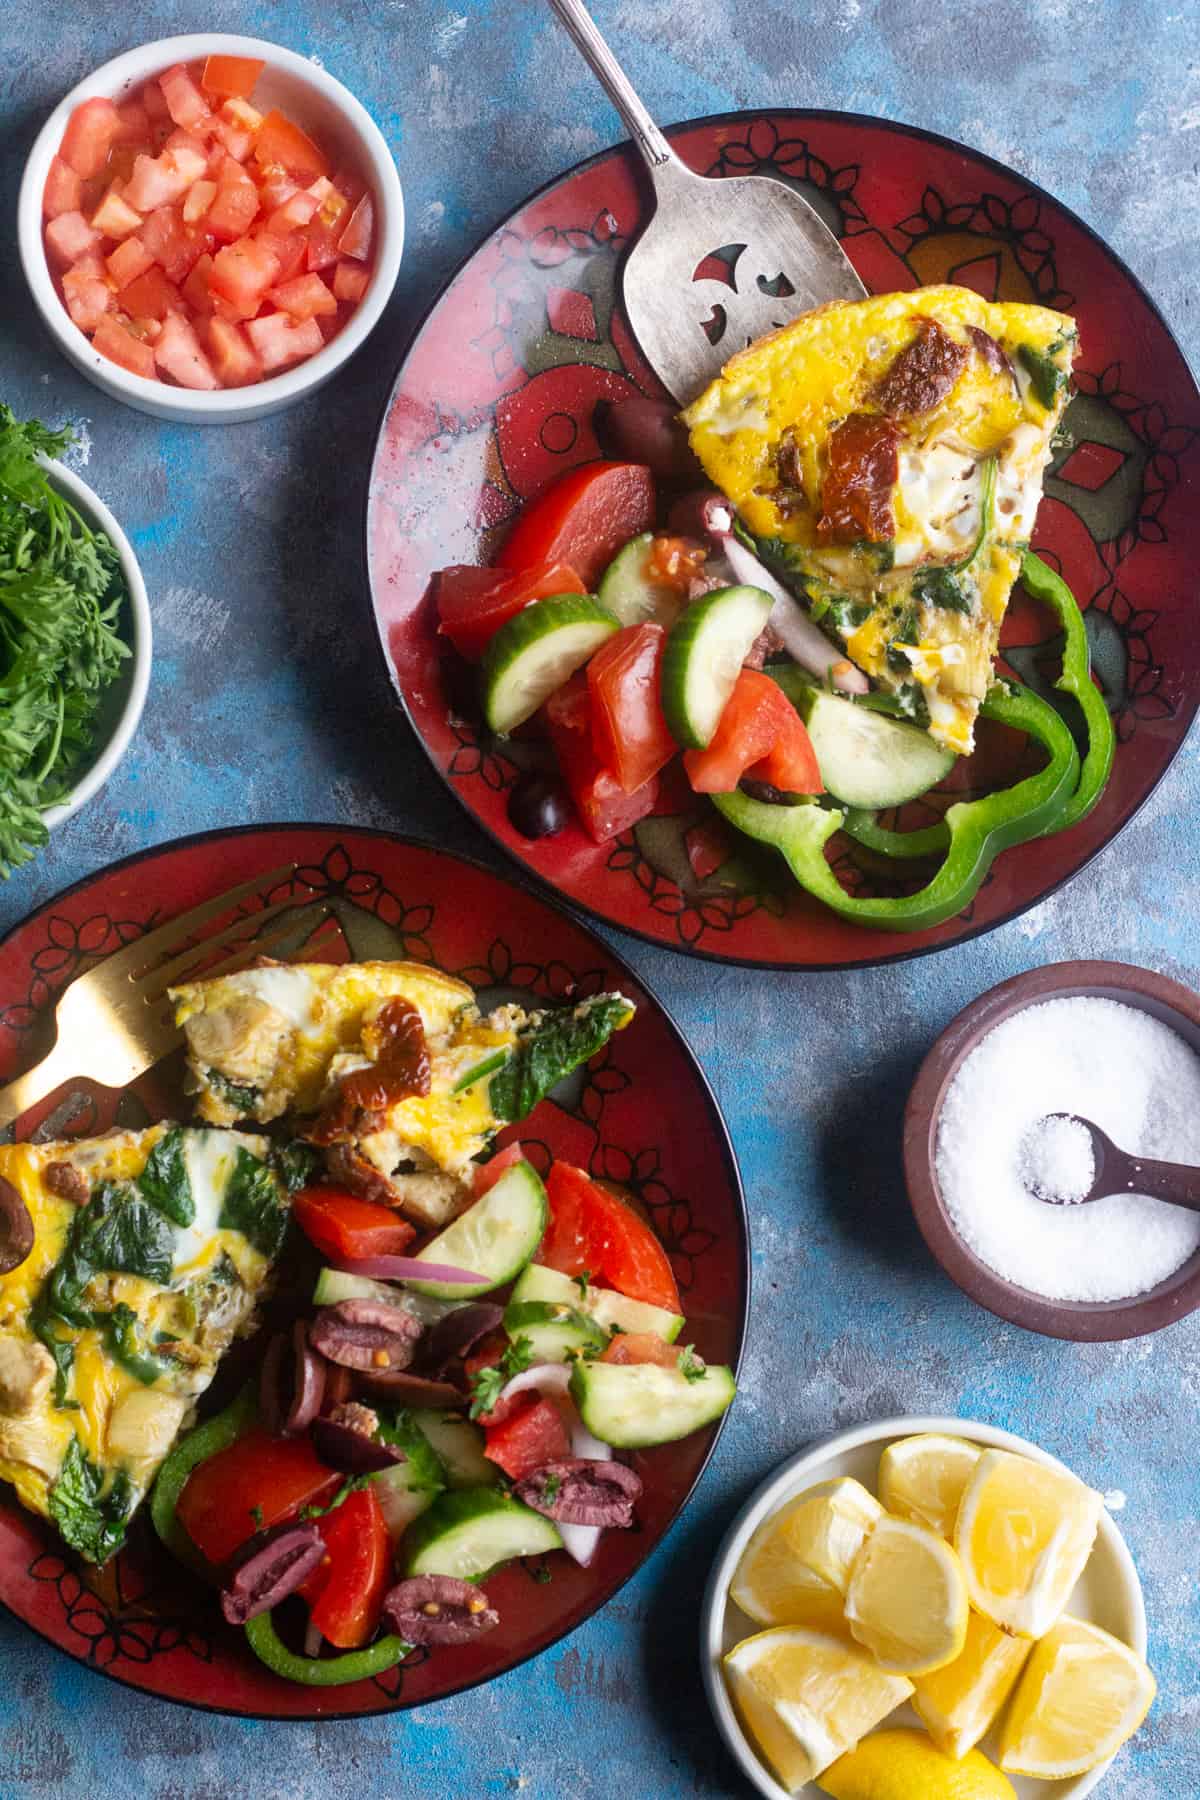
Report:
683,285,1077,754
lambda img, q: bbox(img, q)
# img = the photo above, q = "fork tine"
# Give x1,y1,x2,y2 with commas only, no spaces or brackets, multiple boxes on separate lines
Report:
136,896,315,997
159,909,332,993
98,863,306,984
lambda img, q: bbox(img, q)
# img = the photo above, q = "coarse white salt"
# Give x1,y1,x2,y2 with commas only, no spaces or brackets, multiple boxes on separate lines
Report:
935,996,1200,1301
1019,1113,1095,1204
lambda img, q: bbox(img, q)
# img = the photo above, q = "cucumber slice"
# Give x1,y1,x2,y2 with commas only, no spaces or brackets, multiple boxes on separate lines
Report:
374,1471,439,1541
569,1359,736,1448
411,1411,497,1489
403,1160,548,1299
502,1298,609,1363
661,584,774,749
510,1262,684,1342
481,595,618,735
371,1411,447,1541
403,1487,563,1580
792,686,956,808
311,1266,456,1328
596,532,682,628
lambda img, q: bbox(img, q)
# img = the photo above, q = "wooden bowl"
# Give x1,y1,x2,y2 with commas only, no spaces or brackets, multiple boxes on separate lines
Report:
904,960,1200,1341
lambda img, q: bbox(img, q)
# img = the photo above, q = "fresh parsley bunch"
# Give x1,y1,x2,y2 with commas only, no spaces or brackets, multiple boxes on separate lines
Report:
0,406,131,874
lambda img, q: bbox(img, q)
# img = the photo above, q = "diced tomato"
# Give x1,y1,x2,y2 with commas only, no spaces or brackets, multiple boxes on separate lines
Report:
90,187,143,239
588,622,677,794
124,145,207,211
254,228,307,283
176,1428,338,1567
292,1186,417,1263
106,235,154,288
201,54,266,100
206,158,260,241
44,210,100,265
332,259,370,304
61,266,111,332
163,126,210,161
499,462,656,589
43,155,83,219
204,316,264,386
303,183,351,272
484,1396,571,1482
114,100,151,143
254,109,329,181
268,187,319,232
434,560,586,660
92,314,156,378
267,271,337,320
118,265,181,321
541,1161,682,1313
683,670,822,796
141,78,171,123
600,1330,680,1367
474,1142,526,1197
138,206,212,284
154,311,219,389
159,63,213,133
182,178,216,224
543,674,660,843
211,97,263,162
336,192,373,261
181,254,215,313
60,98,122,178
246,310,323,370
209,234,280,314
302,1487,391,1649
257,164,300,210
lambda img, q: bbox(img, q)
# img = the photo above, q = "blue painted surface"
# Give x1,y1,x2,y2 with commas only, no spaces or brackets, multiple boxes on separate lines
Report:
1,1,1199,1794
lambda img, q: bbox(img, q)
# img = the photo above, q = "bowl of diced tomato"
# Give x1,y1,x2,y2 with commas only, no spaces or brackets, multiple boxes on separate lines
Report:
18,34,404,422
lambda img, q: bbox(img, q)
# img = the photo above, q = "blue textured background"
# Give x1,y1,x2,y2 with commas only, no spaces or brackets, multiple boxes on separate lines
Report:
1,2,1198,1795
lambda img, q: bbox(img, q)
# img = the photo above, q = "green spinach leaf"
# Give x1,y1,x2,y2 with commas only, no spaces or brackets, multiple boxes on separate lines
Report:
138,1127,194,1226
101,1302,169,1386
489,994,634,1124
206,1069,261,1114
912,566,972,614
269,1140,320,1195
48,1436,135,1564
219,1148,287,1259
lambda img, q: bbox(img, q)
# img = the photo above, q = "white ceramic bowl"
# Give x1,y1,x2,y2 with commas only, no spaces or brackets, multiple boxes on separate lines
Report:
702,1416,1147,1800
18,34,404,424
39,459,151,827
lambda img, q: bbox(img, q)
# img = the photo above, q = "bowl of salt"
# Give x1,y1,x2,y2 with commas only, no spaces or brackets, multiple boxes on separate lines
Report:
903,960,1200,1340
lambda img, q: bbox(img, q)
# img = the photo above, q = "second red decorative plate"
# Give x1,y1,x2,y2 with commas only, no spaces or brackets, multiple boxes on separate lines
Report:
0,828,746,1718
366,111,1200,967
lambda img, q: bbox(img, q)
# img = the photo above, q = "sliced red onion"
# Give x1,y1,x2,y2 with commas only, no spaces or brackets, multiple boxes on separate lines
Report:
496,1364,612,1566
332,1254,489,1286
720,534,870,695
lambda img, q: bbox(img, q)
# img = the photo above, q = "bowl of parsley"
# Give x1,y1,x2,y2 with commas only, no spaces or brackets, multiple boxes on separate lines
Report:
0,406,151,873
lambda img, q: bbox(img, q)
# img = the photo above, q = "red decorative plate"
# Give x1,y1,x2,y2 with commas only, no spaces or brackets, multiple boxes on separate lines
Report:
366,111,1200,968
0,827,746,1718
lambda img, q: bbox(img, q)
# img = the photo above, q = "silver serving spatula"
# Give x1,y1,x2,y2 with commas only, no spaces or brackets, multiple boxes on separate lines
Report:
547,0,866,403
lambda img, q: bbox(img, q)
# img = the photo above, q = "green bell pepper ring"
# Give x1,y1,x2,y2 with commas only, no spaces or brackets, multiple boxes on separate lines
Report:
151,1382,257,1574
244,1611,410,1686
1019,549,1116,829
838,809,951,861
714,680,1079,932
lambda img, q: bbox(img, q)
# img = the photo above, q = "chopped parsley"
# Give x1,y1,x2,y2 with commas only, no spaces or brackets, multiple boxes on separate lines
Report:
572,1270,592,1300
468,1335,535,1420
541,1472,562,1503
677,1344,708,1384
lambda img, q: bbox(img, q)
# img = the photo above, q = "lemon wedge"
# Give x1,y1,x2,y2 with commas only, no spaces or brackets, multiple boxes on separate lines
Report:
844,1515,968,1676
756,1477,884,1596
913,1609,1032,1758
730,1493,848,1631
878,1435,981,1540
997,1615,1156,1778
954,1449,1102,1638
724,1626,913,1790
817,1727,1017,1800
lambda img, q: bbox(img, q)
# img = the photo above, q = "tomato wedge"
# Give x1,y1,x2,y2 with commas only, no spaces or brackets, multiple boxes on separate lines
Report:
473,1141,526,1197
300,1487,391,1649
483,1396,571,1481
435,561,586,661
543,675,660,844
541,1162,682,1313
600,1330,680,1367
293,1187,416,1263
176,1430,338,1566
587,622,677,794
254,109,329,181
498,462,656,589
201,54,266,99
683,670,822,796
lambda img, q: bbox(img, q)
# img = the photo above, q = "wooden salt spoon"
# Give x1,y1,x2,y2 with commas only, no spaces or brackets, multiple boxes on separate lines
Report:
1032,1112,1200,1212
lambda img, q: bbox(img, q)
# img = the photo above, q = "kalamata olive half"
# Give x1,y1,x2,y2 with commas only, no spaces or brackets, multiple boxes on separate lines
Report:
382,1576,500,1646
310,1407,406,1475
260,1319,327,1436
356,1369,468,1410
309,1298,423,1372
0,1176,34,1275
739,778,804,806
419,1302,505,1377
594,396,700,481
508,773,570,841
515,1458,643,1527
220,1523,326,1625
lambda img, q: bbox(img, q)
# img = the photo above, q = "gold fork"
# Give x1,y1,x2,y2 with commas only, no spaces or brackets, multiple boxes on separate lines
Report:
0,862,328,1131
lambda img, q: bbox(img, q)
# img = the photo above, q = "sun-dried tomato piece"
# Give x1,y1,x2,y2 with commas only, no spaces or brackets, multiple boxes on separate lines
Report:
816,413,902,545
312,996,431,1141
873,317,967,417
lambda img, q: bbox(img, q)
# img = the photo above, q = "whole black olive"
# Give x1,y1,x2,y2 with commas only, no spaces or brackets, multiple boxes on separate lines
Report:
508,773,570,840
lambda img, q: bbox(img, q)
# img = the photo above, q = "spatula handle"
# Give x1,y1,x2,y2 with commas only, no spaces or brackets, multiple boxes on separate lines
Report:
545,0,678,170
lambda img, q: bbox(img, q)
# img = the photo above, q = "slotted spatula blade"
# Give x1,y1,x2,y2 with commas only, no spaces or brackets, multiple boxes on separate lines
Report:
547,0,867,403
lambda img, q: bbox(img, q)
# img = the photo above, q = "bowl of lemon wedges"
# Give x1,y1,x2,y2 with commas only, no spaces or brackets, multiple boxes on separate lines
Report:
702,1417,1154,1800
